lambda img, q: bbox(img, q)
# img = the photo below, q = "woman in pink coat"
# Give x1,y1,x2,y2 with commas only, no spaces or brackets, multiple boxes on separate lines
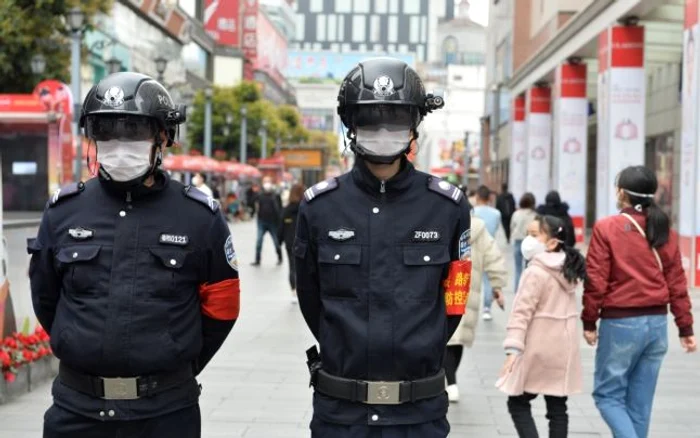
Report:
496,215,586,438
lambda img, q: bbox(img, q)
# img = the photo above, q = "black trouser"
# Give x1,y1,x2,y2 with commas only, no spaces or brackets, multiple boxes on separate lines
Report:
507,392,568,438
311,416,450,438
444,345,463,386
285,244,296,289
43,404,201,438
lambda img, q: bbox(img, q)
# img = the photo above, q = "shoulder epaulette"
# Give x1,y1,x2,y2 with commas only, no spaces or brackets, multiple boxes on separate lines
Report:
48,182,85,207
183,185,219,213
427,177,462,204
304,178,338,202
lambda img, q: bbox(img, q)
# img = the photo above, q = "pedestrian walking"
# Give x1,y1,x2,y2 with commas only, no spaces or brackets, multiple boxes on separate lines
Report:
27,72,240,438
583,165,696,438
536,191,576,247
446,211,507,403
251,176,283,266
473,185,502,321
497,215,586,438
295,57,467,438
278,183,305,304
510,193,537,291
496,183,516,243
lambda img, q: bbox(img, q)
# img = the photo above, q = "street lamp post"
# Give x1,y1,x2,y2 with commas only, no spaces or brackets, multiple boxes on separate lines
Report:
204,87,213,158
275,135,281,155
106,57,122,75
30,54,46,76
155,56,168,82
66,6,85,182
240,106,248,164
259,119,268,159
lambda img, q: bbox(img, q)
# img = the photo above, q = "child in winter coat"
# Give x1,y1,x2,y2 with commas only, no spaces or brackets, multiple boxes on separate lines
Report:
496,215,586,438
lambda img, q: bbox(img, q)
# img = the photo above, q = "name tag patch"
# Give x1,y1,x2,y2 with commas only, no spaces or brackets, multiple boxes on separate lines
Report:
328,228,355,241
68,227,94,240
413,230,441,242
458,229,471,260
159,233,189,246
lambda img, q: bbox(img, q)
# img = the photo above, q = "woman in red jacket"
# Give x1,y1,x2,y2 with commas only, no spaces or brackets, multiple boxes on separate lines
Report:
583,165,696,438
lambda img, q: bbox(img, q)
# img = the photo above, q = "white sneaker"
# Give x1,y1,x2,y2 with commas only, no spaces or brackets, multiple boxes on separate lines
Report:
446,384,459,403
483,311,493,321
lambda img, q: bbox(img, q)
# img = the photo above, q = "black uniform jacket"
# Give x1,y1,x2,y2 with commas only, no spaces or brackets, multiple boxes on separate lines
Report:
27,170,240,421
294,158,471,426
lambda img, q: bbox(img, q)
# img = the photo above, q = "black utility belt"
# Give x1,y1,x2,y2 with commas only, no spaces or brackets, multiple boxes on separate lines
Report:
314,369,446,405
58,362,194,401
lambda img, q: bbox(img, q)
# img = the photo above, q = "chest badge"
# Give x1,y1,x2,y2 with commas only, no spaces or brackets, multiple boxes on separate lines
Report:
159,233,189,246
413,230,441,242
328,228,355,241
68,227,94,240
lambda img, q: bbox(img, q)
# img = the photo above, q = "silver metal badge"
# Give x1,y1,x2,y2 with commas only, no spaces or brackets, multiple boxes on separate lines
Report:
159,233,189,246
104,86,125,108
68,227,94,240
328,228,355,241
373,75,395,97
438,181,451,191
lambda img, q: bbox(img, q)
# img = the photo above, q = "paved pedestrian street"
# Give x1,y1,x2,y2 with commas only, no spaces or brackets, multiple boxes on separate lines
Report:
1,220,699,437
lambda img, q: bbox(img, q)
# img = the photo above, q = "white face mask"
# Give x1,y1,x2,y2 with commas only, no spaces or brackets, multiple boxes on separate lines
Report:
521,235,546,261
355,126,411,157
263,182,273,191
192,175,203,186
97,140,153,182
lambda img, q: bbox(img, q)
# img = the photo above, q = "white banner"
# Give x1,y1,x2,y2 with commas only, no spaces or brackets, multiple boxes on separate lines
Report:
596,72,609,220
555,98,588,221
525,112,552,204
510,121,526,202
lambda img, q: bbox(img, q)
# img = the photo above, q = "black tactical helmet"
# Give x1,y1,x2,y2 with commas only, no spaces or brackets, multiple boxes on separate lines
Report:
80,72,186,147
337,57,444,133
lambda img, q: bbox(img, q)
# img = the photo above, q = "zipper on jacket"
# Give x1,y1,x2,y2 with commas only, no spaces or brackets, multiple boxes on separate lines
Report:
380,180,386,194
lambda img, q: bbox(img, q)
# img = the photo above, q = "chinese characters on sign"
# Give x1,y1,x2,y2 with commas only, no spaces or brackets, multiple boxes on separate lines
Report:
444,260,472,315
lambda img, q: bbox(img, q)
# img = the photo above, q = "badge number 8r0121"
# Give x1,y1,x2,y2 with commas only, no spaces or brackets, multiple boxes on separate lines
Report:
443,259,471,315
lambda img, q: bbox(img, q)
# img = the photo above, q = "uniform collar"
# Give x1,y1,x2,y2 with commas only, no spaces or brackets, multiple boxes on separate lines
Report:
99,169,169,200
351,156,415,196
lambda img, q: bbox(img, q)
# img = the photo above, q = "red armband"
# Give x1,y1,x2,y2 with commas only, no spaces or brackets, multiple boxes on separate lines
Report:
442,260,472,315
198,278,240,320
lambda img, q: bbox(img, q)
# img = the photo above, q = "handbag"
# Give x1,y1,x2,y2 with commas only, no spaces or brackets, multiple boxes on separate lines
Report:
621,213,663,271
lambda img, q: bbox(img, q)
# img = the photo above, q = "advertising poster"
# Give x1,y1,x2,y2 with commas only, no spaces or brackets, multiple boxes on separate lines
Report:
598,25,646,218
241,0,259,81
509,95,526,202
596,30,610,221
525,86,552,205
204,0,240,47
254,10,288,88
554,63,588,243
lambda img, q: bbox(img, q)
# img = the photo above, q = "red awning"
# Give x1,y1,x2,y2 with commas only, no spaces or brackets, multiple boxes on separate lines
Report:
162,155,226,173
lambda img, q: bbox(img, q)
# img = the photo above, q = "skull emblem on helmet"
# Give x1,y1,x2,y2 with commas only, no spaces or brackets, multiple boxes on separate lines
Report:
373,75,395,97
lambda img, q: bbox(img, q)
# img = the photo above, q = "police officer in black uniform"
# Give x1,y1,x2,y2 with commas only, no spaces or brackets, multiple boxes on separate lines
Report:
28,72,241,438
295,58,473,437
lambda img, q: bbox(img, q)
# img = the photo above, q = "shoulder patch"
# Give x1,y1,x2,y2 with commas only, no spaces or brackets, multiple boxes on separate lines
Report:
48,182,85,208
184,185,220,213
427,178,462,204
304,178,338,202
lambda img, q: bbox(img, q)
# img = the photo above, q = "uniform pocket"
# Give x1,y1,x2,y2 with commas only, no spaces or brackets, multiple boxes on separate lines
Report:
400,245,450,301
317,243,362,298
144,247,197,299
55,245,102,295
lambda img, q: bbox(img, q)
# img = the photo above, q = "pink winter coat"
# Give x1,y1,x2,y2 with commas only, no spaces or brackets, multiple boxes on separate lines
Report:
496,251,583,397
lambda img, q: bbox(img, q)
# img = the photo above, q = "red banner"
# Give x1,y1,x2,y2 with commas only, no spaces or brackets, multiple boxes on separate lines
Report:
513,95,525,121
528,86,551,114
33,80,75,185
204,0,240,47
241,0,259,81
610,26,645,68
0,95,44,112
559,64,587,98
686,0,698,29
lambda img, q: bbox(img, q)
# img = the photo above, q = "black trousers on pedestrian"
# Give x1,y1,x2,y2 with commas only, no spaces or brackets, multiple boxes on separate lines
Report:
444,345,463,386
285,243,296,290
507,392,568,438
43,403,201,438
311,416,450,438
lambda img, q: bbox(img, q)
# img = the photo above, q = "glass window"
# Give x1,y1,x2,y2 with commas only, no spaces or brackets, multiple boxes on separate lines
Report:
389,0,399,13
420,16,427,42
358,43,367,51
403,0,420,14
373,43,384,51
387,44,396,52
337,15,345,41
335,0,351,13
352,15,366,42
317,14,326,41
388,15,398,43
374,0,388,13
417,45,425,63
353,0,370,13
341,43,351,52
295,14,305,41
179,0,197,18
398,44,408,53
310,0,323,13
327,15,337,41
330,42,340,52
370,15,381,42
409,16,419,43
313,42,323,50
182,41,207,79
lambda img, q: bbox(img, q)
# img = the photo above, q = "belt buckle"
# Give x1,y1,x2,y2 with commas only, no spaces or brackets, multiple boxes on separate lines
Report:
102,377,139,400
365,381,401,405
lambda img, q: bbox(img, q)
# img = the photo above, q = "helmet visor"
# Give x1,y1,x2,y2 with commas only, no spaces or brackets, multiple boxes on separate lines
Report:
85,115,158,142
354,105,413,129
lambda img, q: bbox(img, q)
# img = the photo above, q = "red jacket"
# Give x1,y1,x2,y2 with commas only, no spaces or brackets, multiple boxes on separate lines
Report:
582,208,694,337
